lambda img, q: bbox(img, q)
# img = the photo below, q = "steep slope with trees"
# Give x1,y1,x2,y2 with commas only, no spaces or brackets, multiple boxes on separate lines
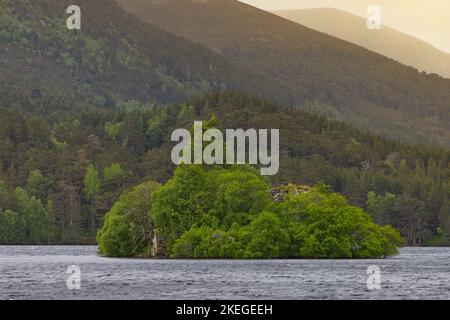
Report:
117,0,450,147
0,0,298,115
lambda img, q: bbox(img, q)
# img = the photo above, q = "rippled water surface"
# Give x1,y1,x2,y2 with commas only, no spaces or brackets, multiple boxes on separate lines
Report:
0,246,449,300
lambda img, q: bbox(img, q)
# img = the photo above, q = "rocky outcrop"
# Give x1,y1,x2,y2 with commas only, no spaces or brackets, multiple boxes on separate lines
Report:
270,184,311,202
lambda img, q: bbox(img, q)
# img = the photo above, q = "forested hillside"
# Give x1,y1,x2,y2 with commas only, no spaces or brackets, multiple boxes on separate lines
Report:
1,93,449,246
0,0,297,115
3,0,450,146
117,0,450,147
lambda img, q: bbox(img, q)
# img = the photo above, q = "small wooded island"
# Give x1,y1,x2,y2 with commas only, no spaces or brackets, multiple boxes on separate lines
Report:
97,165,404,259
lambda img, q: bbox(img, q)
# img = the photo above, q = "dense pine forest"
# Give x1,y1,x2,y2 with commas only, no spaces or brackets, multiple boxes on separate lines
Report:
0,92,449,246
0,0,297,115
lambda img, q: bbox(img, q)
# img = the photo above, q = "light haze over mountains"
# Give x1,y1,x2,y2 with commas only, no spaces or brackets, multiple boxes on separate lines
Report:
241,0,450,54
274,8,450,79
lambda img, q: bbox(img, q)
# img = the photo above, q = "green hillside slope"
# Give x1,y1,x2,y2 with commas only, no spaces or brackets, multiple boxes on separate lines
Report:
117,0,450,147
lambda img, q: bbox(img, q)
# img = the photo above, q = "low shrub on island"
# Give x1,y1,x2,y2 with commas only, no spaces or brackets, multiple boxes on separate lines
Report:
97,165,404,259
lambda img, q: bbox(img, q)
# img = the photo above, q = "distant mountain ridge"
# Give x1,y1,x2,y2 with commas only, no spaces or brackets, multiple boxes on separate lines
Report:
274,8,450,79
116,0,450,148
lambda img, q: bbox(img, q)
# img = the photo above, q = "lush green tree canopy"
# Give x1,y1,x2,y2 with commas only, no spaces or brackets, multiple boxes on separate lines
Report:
151,165,404,259
0,184,54,244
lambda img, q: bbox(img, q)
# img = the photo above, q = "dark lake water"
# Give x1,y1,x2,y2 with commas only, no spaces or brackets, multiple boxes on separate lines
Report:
0,246,449,300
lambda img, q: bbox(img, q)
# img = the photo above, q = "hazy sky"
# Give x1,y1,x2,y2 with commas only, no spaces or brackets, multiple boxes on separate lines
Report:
239,0,450,53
